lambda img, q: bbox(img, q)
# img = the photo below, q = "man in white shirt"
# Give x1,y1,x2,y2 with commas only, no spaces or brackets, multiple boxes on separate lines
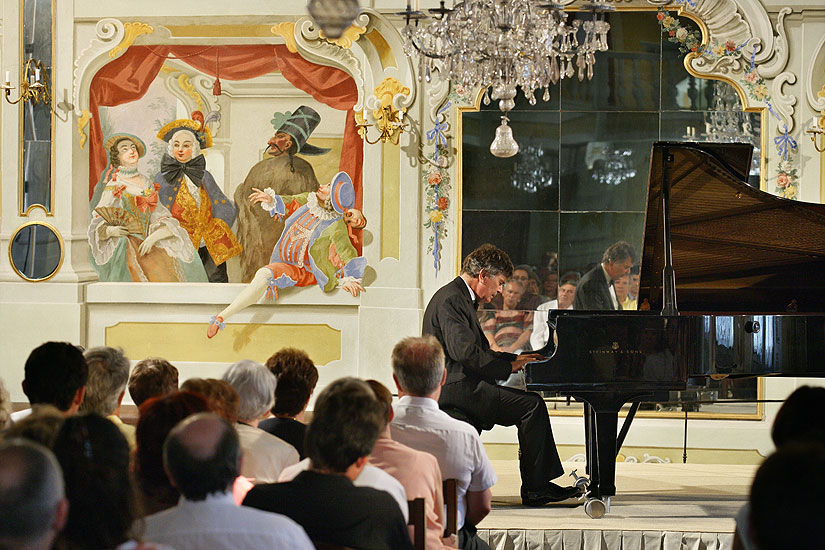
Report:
530,279,577,351
222,360,299,483
390,336,498,550
141,413,313,550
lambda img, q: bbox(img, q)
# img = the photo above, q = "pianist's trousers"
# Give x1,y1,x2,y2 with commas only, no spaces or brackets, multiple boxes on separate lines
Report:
441,380,564,491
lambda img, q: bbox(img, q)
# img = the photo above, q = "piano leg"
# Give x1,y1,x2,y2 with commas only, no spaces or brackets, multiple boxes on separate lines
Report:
575,392,651,503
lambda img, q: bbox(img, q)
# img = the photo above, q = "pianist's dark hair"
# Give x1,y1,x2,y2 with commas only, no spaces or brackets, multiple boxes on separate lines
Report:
771,385,825,447
461,243,514,278
602,241,636,265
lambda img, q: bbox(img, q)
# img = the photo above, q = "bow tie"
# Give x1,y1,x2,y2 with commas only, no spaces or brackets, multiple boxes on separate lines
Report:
161,154,206,186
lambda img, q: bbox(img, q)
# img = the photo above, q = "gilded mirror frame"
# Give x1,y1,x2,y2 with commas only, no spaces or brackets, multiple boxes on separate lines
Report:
18,0,56,216
8,221,65,282
454,6,766,421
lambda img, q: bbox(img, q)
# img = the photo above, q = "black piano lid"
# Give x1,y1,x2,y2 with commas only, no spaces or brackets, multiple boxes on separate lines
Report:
639,141,825,314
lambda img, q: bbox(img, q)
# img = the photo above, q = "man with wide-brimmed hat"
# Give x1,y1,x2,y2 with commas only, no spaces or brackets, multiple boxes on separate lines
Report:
154,111,242,283
234,106,330,282
207,171,367,338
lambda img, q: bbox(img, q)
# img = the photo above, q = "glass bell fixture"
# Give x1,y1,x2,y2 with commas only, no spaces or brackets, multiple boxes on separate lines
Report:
490,116,519,158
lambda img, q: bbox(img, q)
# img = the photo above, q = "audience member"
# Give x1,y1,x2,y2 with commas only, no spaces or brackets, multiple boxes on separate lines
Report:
487,264,542,311
574,241,636,310
141,413,313,550
80,347,135,447
244,377,413,550
180,378,240,424
613,274,633,311
390,336,497,550
128,358,179,408
0,439,68,550
13,342,88,422
0,377,11,431
259,348,319,458
367,379,453,549
530,280,577,351
52,413,169,550
2,405,65,448
526,270,541,298
628,264,640,302
733,385,825,550
222,360,299,483
748,442,825,550
278,454,409,523
482,279,533,354
178,378,252,503
540,270,559,302
134,391,211,516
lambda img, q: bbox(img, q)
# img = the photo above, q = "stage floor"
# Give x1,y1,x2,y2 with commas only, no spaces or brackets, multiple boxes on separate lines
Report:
477,461,756,549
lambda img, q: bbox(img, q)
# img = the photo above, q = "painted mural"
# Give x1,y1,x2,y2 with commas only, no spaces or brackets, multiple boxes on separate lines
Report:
85,44,368,303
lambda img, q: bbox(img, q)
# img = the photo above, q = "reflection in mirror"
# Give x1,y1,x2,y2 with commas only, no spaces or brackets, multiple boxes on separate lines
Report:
20,0,54,214
9,222,64,281
460,10,762,418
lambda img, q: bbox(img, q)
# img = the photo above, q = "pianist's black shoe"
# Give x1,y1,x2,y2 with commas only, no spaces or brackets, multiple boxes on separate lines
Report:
521,482,582,506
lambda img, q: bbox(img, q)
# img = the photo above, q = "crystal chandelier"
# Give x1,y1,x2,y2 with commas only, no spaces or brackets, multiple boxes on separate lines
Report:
401,1,612,158
591,148,636,186
512,142,554,192
699,80,761,176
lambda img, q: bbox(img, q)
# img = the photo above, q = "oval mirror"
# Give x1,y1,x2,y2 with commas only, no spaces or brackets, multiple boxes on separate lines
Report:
9,221,64,281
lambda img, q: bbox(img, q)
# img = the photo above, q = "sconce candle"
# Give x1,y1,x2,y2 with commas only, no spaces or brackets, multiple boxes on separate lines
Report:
35,68,41,82
4,71,9,85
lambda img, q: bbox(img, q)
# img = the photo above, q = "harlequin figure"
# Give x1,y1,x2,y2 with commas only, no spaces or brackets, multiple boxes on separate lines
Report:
207,171,367,338
154,112,242,283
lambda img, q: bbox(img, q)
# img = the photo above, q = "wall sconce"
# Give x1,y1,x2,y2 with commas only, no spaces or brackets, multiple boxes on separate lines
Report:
355,106,410,145
808,113,825,153
2,59,51,106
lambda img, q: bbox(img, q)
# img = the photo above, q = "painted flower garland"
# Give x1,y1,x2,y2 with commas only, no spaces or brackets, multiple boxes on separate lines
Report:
657,7,798,199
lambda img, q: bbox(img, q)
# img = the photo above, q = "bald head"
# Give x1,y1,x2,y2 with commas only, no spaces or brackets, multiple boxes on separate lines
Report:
0,440,67,550
163,413,240,500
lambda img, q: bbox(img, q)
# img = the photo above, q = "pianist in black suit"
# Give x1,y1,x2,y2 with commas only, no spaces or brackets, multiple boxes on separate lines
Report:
573,241,636,310
423,244,580,507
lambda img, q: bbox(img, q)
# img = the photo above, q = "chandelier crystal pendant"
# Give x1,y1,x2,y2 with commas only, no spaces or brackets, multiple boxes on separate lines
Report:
401,0,612,158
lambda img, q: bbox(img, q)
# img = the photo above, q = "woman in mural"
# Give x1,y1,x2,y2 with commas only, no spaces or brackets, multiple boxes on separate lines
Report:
88,133,208,282
207,171,367,338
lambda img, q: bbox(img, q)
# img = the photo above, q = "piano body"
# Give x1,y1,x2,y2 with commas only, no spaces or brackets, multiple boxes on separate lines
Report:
525,141,825,518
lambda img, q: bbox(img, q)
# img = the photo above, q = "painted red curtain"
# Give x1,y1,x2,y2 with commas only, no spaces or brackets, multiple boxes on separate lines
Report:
87,45,362,213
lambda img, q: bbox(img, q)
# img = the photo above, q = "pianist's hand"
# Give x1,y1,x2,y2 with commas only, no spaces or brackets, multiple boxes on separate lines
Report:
511,353,543,372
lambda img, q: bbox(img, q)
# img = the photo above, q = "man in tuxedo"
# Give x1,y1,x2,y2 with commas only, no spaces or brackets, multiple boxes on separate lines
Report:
422,243,580,507
573,241,636,311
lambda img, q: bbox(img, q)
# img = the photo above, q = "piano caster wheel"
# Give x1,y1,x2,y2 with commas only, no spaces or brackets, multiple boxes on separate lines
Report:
584,497,608,519
569,469,590,492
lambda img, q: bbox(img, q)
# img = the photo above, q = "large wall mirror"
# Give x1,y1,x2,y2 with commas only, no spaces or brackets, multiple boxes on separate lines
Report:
19,0,55,215
9,221,64,281
460,10,763,419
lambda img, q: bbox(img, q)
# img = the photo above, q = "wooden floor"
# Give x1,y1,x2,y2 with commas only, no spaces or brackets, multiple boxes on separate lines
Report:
476,461,755,549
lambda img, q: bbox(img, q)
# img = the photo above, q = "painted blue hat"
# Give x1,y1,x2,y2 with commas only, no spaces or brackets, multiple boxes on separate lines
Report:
329,171,355,214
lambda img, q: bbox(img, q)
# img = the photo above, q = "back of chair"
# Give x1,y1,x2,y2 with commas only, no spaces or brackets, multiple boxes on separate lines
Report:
443,478,458,537
407,497,426,550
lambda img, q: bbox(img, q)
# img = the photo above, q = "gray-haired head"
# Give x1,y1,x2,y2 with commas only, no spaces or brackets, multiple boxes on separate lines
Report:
601,241,636,265
461,244,514,279
221,360,277,422
391,335,445,397
0,439,66,550
80,347,130,416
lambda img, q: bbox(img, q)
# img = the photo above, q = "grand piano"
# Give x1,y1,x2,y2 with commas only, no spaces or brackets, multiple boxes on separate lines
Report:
525,141,825,518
